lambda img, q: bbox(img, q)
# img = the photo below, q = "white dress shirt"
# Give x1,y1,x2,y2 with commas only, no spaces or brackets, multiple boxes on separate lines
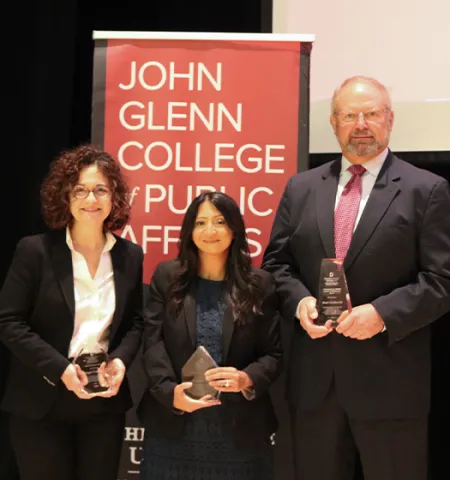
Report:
335,148,389,228
66,228,116,359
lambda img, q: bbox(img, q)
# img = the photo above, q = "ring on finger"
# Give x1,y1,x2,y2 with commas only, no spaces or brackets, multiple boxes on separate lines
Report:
225,379,230,388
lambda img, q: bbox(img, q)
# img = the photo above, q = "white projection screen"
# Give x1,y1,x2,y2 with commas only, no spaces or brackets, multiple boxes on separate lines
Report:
273,0,450,153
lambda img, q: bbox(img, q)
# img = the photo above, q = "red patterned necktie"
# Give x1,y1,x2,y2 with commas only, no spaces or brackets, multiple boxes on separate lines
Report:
334,164,366,259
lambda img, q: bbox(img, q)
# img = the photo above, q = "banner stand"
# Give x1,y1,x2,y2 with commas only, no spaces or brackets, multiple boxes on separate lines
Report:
91,30,314,480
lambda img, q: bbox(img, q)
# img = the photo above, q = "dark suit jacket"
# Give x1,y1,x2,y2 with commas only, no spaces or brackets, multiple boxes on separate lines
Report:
0,229,143,420
137,259,282,448
262,151,450,420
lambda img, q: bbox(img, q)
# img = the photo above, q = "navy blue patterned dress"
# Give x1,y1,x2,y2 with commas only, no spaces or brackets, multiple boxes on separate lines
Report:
141,277,273,480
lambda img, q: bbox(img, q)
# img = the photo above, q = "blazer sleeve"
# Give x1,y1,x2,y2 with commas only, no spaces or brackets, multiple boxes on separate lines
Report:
242,274,283,399
0,237,70,384
109,245,144,368
141,263,178,410
262,177,312,321
372,178,450,343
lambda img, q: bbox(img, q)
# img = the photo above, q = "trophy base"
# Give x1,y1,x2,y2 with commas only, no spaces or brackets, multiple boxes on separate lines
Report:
184,379,220,400
315,316,339,327
83,385,109,394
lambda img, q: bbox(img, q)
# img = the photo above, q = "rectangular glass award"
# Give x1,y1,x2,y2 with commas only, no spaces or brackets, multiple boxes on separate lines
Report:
73,344,110,394
316,258,351,327
182,346,220,400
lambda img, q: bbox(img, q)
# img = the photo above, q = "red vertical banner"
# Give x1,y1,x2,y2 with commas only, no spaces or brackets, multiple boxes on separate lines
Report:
93,33,313,283
91,32,314,480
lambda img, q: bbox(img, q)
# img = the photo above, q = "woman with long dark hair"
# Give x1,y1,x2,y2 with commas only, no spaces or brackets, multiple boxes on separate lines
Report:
138,191,282,480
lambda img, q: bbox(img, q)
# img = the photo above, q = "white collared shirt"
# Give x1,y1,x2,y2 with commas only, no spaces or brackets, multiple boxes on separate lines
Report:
335,148,389,230
66,228,117,359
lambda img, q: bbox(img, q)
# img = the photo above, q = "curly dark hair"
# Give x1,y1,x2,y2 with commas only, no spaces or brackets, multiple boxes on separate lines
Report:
169,191,264,324
40,144,130,230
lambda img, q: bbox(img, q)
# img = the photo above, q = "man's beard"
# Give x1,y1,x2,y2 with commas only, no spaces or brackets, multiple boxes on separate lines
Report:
344,130,381,157
345,140,379,157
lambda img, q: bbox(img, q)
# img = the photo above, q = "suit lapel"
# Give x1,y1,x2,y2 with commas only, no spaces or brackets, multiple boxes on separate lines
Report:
183,283,197,349
316,159,341,258
50,230,75,318
344,152,401,270
222,304,234,363
109,239,127,341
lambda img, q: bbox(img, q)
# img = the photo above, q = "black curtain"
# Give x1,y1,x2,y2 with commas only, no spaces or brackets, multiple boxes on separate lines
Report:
2,1,448,479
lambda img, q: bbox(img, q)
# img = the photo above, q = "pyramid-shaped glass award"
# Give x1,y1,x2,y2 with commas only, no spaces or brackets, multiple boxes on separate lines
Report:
182,346,220,400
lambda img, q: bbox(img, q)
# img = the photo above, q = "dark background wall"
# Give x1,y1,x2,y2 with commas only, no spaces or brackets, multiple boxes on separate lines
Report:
2,1,449,479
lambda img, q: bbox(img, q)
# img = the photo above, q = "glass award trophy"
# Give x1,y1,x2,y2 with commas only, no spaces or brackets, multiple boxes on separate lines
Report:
182,346,220,400
73,344,110,395
316,258,351,327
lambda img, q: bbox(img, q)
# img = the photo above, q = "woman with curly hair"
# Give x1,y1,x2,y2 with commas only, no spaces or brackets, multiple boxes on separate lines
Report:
0,144,143,480
138,191,282,480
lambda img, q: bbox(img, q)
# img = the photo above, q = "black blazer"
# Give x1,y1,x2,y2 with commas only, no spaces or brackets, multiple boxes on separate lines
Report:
262,151,450,419
0,229,143,420
137,260,282,448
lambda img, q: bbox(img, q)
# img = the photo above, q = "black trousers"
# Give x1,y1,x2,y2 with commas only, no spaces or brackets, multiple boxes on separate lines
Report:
9,388,126,480
291,384,428,480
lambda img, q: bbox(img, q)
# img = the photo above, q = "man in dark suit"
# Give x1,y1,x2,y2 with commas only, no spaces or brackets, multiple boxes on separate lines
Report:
262,76,450,480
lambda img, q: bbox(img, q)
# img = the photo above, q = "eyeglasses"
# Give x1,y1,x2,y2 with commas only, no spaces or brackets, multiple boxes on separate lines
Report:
71,185,111,199
334,108,390,125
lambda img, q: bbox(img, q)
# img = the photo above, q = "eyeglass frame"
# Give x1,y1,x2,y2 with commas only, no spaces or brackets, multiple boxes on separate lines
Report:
71,184,112,200
333,108,391,125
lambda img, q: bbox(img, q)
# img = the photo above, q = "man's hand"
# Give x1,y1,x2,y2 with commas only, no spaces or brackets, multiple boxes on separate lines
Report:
335,304,385,340
297,296,333,339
